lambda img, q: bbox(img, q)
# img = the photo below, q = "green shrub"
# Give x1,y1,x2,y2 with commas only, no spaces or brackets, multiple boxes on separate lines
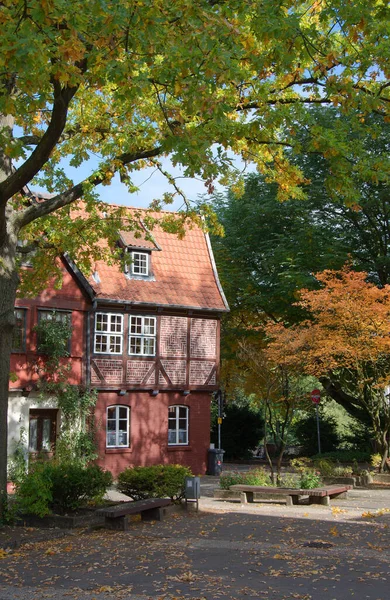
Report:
311,450,371,463
50,463,113,513
370,453,382,471
290,457,313,473
313,458,335,476
244,468,272,486
299,471,322,489
15,463,53,517
279,473,300,488
219,469,271,490
291,456,322,489
16,462,113,516
219,471,246,490
117,464,192,502
313,459,355,477
332,465,353,477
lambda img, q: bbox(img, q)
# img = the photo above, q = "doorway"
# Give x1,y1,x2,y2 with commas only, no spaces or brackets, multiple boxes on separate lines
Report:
28,409,58,457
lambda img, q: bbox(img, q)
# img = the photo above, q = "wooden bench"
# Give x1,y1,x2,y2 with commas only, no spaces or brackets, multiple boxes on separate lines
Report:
96,498,171,530
230,484,351,507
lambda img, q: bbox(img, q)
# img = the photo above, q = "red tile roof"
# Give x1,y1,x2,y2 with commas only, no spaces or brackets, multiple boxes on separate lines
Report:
86,207,229,312
119,229,159,250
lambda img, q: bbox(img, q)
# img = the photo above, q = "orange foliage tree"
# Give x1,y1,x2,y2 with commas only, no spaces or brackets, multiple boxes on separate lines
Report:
266,268,390,471
237,339,311,484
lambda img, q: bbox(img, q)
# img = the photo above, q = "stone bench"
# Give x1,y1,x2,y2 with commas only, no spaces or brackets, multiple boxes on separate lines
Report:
96,498,171,530
230,484,351,507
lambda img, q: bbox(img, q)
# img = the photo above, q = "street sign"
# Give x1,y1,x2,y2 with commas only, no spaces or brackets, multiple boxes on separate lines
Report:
311,389,321,404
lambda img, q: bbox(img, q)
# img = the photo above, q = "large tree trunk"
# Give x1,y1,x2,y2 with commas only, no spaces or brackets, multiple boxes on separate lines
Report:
0,204,19,516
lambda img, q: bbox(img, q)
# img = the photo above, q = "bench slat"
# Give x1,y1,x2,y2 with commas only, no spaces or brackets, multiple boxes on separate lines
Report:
230,485,308,496
97,498,171,518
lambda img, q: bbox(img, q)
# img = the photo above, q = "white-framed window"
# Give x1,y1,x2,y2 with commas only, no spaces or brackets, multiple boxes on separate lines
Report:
106,405,130,448
129,315,156,356
131,251,149,276
94,312,123,354
168,405,189,445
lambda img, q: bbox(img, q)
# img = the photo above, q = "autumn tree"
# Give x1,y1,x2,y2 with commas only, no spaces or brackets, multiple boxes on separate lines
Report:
266,269,390,471
0,1,389,503
236,339,313,483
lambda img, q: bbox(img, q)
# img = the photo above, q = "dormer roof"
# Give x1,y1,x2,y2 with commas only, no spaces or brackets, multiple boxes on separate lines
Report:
118,223,160,251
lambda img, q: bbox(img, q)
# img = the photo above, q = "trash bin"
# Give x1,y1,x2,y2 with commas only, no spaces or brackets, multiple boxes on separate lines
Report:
184,476,201,509
207,448,225,475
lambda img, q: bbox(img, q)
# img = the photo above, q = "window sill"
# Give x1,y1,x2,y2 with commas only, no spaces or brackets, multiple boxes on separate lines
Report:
105,447,132,454
167,445,192,452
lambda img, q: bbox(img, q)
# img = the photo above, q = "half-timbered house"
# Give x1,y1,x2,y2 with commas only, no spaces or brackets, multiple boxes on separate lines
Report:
8,207,228,476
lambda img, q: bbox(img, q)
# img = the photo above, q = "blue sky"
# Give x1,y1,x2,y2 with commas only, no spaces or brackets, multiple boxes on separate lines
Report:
33,155,222,212
94,159,211,211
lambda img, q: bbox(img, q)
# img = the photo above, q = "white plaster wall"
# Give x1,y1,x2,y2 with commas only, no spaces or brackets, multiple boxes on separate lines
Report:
7,391,59,460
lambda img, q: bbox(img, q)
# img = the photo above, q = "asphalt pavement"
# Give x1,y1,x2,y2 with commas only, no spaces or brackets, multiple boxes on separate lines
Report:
0,468,389,600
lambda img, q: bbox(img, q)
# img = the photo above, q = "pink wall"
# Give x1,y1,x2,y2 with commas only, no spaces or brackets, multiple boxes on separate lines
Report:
10,261,89,389
94,390,212,477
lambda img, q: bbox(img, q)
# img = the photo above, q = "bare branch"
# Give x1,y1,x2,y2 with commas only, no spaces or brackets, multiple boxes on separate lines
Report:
16,144,163,228
16,135,42,146
240,98,332,111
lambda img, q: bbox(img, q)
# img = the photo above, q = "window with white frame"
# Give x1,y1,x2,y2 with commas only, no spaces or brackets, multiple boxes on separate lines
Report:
131,251,149,276
129,315,156,356
168,405,189,445
106,405,130,448
94,312,123,354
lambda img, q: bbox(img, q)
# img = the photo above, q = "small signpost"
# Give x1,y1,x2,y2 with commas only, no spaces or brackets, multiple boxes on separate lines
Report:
215,390,224,450
311,389,321,454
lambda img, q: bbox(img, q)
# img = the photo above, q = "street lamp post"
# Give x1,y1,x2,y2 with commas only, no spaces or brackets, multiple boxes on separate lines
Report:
311,389,321,455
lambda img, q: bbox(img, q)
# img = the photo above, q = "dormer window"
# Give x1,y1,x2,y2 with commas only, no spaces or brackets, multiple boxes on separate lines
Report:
119,224,160,280
131,251,149,276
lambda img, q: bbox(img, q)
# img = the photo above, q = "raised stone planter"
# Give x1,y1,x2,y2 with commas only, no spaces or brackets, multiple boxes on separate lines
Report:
372,473,390,484
356,474,373,486
322,474,379,487
16,509,105,530
214,489,241,500
213,489,298,502
322,476,357,488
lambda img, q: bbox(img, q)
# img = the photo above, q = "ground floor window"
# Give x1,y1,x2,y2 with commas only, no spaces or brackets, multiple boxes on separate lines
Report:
29,409,58,454
106,405,130,447
168,405,189,445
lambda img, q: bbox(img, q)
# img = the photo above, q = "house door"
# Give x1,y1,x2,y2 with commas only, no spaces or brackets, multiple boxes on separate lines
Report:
28,409,58,456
